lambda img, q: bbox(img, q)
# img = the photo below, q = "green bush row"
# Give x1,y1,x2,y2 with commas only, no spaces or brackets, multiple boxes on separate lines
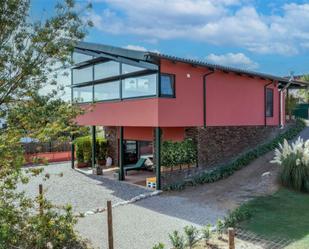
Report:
74,136,108,164
163,119,306,191
161,139,197,167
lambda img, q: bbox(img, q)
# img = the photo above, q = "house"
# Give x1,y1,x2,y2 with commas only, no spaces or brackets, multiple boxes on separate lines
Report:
71,41,308,190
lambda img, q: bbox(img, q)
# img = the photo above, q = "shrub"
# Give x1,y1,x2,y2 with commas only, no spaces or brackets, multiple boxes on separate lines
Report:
201,224,212,246
184,225,199,249
74,136,108,164
161,139,197,168
216,219,224,238
271,137,309,192
224,205,252,228
152,242,165,249
96,138,108,162
168,230,185,249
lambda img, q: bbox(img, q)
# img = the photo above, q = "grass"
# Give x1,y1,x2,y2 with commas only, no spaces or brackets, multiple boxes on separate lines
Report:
238,188,309,248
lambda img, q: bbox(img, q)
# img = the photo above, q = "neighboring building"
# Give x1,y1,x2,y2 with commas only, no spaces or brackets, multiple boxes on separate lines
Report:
71,42,308,189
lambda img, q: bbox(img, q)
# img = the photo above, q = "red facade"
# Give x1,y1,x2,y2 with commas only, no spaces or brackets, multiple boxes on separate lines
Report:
76,58,284,133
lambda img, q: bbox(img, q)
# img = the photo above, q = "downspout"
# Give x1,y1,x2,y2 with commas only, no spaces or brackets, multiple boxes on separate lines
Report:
264,81,273,127
203,69,215,128
279,80,293,128
279,86,281,128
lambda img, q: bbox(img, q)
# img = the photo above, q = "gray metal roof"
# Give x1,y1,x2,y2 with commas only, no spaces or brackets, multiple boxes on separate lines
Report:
75,41,309,88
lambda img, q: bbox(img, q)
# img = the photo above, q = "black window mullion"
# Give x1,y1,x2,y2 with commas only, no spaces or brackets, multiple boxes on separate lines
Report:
92,65,94,103
266,88,274,117
120,62,123,100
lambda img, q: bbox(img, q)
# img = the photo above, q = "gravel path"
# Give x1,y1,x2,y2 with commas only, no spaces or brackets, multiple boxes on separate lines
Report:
18,163,151,213
76,196,222,249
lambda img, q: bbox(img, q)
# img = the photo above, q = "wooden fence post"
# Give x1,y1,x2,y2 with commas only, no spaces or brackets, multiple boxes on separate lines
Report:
39,184,43,215
228,227,235,249
107,200,114,249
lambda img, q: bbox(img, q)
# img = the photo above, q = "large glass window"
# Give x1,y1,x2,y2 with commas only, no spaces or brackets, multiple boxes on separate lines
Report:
122,63,145,74
73,52,93,64
266,88,274,117
73,66,93,84
73,86,93,103
122,74,157,98
94,81,120,101
160,74,175,97
94,61,120,80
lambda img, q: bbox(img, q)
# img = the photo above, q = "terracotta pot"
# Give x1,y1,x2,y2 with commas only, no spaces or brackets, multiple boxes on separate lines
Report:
98,160,106,166
76,162,89,168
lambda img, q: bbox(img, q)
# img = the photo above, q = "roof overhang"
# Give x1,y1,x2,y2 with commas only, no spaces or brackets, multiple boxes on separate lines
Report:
74,41,309,89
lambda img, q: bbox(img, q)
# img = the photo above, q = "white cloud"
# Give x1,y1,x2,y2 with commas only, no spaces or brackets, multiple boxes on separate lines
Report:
124,45,147,51
88,1,309,56
206,53,259,70
123,44,160,53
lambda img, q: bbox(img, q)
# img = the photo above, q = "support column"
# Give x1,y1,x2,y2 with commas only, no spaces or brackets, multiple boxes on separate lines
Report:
155,127,161,190
71,134,75,169
119,126,124,181
91,126,96,168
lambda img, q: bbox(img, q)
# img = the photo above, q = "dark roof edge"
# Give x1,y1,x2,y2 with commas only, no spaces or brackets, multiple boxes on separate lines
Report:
149,52,308,87
75,41,308,87
75,41,151,62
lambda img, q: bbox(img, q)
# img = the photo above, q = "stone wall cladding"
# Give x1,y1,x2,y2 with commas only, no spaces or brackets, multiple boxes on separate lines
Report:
185,125,278,169
161,125,279,187
104,127,118,166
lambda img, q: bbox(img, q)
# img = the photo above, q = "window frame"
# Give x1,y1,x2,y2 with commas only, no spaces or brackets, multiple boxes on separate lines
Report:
159,73,176,98
266,88,274,117
71,56,161,103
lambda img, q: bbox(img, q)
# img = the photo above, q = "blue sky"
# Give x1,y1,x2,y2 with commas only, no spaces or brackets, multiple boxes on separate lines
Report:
31,0,309,77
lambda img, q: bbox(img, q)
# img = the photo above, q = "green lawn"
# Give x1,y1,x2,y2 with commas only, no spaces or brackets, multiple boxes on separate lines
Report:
239,188,309,249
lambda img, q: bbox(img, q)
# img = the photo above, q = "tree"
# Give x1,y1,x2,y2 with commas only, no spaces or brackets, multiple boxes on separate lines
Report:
0,0,93,248
285,95,298,119
299,75,309,103
0,0,92,107
6,93,88,142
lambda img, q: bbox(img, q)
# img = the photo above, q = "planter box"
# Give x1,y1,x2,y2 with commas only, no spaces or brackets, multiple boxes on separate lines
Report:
98,160,106,166
76,162,89,168
161,164,196,172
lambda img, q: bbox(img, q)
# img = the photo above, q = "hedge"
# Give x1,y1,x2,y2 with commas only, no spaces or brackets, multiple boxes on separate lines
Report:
163,119,306,191
74,136,108,164
161,139,197,168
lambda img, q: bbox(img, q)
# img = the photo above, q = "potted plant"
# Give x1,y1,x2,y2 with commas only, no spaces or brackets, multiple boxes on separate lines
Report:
97,138,108,166
93,161,103,175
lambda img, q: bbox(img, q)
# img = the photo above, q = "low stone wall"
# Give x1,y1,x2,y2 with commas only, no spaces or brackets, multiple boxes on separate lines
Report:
161,166,203,186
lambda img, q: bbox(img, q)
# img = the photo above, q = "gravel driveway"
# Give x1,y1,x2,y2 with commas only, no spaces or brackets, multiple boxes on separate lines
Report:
19,123,309,249
18,163,151,213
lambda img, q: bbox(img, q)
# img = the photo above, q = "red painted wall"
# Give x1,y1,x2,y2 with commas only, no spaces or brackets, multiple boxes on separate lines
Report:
159,59,280,126
75,99,158,127
122,127,184,141
76,58,282,127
